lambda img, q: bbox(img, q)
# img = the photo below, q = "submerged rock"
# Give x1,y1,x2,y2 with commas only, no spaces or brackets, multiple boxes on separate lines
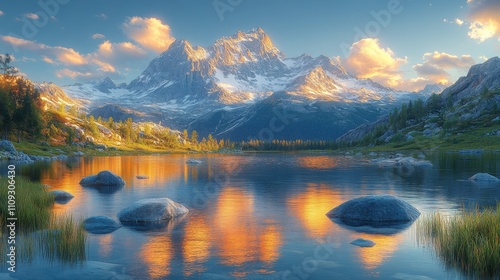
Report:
83,216,121,234
80,171,125,186
469,173,500,182
136,175,149,179
326,195,421,227
374,156,432,168
186,159,203,164
50,190,74,203
350,238,376,247
117,198,189,224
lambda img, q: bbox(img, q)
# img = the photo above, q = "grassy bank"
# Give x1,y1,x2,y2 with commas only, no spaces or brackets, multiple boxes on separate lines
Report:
418,205,500,278
0,177,86,263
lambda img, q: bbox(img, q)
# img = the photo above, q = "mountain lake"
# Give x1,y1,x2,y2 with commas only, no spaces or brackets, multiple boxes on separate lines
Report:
2,152,500,279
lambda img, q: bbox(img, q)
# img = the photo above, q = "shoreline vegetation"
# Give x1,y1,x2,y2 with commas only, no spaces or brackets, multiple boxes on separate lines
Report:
0,177,86,264
418,205,500,279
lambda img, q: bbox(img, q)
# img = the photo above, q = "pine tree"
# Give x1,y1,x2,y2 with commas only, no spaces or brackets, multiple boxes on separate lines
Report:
0,87,12,139
190,130,198,144
0,54,19,77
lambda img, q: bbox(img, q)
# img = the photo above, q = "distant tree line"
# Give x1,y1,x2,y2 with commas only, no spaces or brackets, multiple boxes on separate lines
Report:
239,139,340,151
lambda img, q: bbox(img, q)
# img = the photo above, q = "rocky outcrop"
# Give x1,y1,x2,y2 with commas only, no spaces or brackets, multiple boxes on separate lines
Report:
441,57,500,107
326,195,421,227
117,198,189,224
80,171,125,186
0,140,17,154
83,216,121,234
186,159,203,164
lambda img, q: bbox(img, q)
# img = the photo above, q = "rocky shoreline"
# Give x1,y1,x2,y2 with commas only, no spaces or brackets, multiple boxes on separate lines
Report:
0,140,68,164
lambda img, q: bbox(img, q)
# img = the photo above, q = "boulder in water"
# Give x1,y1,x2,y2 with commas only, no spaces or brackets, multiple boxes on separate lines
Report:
469,173,500,182
83,216,121,234
49,190,74,203
326,195,420,227
350,238,376,247
80,171,125,186
117,198,189,224
186,159,203,164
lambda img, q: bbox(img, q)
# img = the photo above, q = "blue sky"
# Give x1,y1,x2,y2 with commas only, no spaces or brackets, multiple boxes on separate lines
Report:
0,0,498,90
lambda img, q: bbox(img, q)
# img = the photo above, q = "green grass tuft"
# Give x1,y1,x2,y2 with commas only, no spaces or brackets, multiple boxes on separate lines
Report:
0,176,86,264
418,205,500,278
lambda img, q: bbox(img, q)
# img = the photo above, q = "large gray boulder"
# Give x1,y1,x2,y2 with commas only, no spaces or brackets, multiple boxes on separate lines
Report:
83,216,121,234
469,173,500,182
80,171,125,186
326,195,420,227
117,198,189,224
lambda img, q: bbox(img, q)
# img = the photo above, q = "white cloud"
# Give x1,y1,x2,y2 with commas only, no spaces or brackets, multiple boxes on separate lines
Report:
95,13,107,19
92,33,105,40
0,10,4,16
455,18,464,26
24,13,39,20
479,55,489,61
122,17,175,53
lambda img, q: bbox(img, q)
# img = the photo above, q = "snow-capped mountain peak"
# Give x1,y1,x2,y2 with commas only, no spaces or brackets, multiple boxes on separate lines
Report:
210,27,284,67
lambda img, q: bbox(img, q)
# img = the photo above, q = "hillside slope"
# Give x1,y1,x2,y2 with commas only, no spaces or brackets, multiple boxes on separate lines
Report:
337,57,500,151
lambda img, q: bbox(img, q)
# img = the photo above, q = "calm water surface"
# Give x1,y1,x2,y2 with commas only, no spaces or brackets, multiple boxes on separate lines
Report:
4,152,500,279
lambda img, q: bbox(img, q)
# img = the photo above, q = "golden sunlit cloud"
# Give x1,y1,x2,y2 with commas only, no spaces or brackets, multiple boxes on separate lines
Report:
412,51,476,85
2,36,87,65
344,38,407,88
467,0,500,42
1,35,149,81
43,56,55,64
122,17,175,53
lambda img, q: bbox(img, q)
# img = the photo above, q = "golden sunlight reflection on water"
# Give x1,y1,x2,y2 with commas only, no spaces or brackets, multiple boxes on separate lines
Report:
297,156,341,169
287,183,344,238
140,235,173,279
